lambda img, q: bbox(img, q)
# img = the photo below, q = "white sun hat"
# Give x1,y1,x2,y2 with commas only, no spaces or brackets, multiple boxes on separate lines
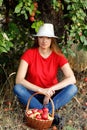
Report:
34,23,58,38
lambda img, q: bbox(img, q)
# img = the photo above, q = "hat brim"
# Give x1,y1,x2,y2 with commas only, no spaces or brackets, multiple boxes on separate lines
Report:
33,34,58,38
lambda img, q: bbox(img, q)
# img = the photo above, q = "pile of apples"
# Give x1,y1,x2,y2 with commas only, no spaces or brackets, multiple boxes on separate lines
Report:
26,107,53,120
29,2,38,22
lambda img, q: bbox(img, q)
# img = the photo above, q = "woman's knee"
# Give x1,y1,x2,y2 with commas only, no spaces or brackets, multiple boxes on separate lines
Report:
67,84,78,96
13,84,26,96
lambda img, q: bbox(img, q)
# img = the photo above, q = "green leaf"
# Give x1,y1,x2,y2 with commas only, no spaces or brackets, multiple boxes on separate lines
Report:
31,21,44,33
0,46,7,53
14,2,23,13
0,0,3,6
80,35,86,42
77,44,83,51
83,45,87,51
24,12,28,19
67,5,72,10
84,39,87,45
83,30,87,36
64,0,71,4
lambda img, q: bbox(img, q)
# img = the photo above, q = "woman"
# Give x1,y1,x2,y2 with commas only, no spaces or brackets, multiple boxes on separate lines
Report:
13,23,77,126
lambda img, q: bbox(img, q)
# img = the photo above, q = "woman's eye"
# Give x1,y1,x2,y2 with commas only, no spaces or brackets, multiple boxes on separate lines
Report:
39,37,43,38
48,37,51,39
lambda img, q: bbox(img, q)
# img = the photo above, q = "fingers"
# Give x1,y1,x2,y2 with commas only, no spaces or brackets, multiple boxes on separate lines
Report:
42,88,55,97
46,89,55,97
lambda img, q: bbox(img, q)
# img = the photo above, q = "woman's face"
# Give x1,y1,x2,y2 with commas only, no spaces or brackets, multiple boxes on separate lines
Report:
38,36,52,49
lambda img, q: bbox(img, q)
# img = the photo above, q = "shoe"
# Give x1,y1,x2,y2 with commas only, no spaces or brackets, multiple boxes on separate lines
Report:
52,113,65,130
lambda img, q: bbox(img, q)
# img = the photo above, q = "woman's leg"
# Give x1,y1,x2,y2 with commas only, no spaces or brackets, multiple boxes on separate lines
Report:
13,84,43,109
48,84,78,113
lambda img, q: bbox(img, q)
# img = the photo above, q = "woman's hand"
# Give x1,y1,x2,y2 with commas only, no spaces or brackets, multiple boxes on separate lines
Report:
43,88,55,105
42,88,55,97
43,96,49,105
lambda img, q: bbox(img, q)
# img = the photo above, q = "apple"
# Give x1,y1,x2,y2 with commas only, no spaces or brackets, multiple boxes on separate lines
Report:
33,112,40,116
33,2,38,8
32,108,38,113
41,112,48,120
84,77,87,82
26,108,52,121
52,125,58,130
28,112,40,118
36,114,42,120
28,113,34,118
29,16,35,22
37,109,43,114
30,11,35,17
26,110,32,116
42,107,49,113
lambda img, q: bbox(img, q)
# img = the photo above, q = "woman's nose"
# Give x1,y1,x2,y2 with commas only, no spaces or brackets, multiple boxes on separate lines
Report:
43,37,47,42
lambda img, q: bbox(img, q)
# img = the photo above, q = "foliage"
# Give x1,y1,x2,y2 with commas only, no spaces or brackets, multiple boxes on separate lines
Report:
0,0,87,73
0,0,87,55
31,20,44,32
14,0,36,19
64,125,77,130
62,0,87,53
0,31,13,54
0,0,3,6
51,0,62,11
14,0,42,28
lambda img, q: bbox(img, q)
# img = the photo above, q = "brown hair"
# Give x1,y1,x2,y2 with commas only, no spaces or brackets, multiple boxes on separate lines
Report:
32,37,62,55
50,38,62,55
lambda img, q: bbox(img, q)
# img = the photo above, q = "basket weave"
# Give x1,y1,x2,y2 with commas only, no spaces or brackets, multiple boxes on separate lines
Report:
25,92,54,130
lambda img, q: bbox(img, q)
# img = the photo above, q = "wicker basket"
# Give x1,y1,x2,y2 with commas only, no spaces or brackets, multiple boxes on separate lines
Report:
25,92,54,130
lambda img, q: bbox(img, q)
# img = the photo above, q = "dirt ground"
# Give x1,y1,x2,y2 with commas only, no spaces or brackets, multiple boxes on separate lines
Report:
0,70,87,130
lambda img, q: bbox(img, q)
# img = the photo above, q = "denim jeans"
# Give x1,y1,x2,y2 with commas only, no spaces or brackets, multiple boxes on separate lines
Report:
13,84,78,113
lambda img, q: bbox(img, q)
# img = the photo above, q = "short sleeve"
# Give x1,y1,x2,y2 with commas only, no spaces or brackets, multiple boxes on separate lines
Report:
59,54,68,67
21,49,32,64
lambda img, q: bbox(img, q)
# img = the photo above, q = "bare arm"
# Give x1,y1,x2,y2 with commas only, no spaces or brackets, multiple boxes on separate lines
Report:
43,63,76,104
16,60,76,101
15,59,43,92
52,63,76,91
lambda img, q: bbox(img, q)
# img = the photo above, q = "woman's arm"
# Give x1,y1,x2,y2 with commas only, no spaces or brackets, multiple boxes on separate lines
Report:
15,59,43,92
43,63,76,104
52,63,76,91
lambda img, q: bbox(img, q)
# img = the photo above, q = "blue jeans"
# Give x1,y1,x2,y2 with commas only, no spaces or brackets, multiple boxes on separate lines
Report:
13,84,77,113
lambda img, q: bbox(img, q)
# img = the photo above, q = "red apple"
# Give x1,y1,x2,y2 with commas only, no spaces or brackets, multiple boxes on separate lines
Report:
41,112,48,120
36,114,42,120
42,107,49,113
33,2,38,8
38,109,43,114
85,102,87,106
32,108,38,113
29,16,35,22
28,113,34,117
84,77,87,82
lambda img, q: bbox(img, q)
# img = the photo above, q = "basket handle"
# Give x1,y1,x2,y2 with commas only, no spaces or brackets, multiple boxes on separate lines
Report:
26,92,55,118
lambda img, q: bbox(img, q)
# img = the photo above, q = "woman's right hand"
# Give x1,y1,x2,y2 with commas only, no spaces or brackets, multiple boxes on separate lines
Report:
43,96,50,105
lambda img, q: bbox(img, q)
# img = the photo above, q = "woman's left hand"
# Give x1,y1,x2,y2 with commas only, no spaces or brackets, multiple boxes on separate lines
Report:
45,88,55,97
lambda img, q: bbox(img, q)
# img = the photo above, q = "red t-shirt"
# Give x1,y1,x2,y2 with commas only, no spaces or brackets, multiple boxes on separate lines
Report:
21,48,68,88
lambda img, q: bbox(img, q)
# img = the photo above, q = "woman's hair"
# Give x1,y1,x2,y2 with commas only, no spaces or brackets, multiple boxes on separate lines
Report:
32,37,62,55
51,38,62,54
